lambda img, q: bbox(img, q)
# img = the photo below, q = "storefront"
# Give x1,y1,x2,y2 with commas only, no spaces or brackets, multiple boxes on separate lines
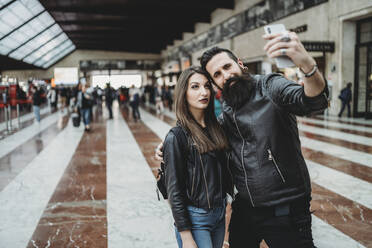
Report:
355,17,372,119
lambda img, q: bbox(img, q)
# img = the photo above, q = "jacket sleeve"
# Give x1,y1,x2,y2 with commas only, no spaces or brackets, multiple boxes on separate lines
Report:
163,131,192,232
261,73,329,116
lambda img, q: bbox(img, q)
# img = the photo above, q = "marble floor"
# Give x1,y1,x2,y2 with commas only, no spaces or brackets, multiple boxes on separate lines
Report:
0,102,371,248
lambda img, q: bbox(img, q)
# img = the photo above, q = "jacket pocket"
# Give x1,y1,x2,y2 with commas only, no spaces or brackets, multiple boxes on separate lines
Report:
267,148,286,183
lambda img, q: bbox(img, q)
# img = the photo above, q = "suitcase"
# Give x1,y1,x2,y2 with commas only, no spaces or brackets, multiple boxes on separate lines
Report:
71,113,80,127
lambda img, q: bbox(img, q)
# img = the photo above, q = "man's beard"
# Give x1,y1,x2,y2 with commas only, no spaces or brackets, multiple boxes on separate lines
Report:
222,73,255,109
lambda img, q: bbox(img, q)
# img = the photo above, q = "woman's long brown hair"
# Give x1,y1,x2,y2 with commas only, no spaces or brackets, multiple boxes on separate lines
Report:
174,66,229,153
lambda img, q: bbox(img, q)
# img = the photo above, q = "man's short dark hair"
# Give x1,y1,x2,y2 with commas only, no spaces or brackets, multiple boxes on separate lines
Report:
200,47,239,71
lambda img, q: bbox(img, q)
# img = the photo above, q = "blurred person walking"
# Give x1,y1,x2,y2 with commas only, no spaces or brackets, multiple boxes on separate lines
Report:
338,82,352,117
105,83,114,119
32,84,43,123
48,86,58,112
79,83,93,132
155,83,164,114
164,85,174,111
59,84,67,113
129,85,141,121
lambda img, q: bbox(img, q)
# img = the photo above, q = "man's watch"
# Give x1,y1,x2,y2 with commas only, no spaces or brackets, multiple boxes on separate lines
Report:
300,64,318,78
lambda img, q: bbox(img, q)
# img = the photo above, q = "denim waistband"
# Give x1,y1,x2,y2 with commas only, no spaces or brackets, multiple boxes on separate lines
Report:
189,197,227,211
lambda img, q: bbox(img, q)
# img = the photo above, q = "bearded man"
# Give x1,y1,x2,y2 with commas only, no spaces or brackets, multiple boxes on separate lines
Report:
199,31,327,248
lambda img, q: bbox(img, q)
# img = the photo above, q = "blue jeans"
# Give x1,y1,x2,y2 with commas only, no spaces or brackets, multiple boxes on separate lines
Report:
338,101,351,117
33,105,40,122
175,205,226,248
81,108,91,126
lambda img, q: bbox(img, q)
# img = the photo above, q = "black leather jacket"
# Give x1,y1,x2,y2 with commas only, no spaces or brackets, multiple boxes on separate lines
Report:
220,73,328,207
163,126,233,232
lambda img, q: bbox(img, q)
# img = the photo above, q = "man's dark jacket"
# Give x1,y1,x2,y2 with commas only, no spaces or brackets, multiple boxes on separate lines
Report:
32,89,43,106
219,73,328,207
339,87,352,103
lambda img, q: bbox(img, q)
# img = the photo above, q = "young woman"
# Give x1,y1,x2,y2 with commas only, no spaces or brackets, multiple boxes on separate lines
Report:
163,66,232,248
77,83,93,131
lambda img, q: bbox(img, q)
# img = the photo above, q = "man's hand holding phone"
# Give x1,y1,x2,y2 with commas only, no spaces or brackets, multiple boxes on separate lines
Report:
263,24,325,97
263,24,316,73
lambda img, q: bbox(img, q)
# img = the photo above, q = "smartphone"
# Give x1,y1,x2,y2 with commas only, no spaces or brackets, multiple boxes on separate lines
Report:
264,24,295,68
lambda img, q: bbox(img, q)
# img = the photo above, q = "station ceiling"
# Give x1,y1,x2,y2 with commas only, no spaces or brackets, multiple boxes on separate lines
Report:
0,0,234,70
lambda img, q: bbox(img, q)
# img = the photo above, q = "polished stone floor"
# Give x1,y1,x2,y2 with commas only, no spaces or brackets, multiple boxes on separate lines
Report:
0,102,371,248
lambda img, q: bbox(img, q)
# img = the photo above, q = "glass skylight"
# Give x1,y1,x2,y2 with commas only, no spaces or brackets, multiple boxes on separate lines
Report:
0,0,75,68
0,0,13,9
42,44,75,68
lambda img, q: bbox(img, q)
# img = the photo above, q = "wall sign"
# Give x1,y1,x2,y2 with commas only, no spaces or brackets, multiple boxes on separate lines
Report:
302,41,335,52
289,25,307,34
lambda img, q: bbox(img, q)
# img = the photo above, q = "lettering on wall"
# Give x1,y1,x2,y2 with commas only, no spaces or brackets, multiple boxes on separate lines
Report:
289,25,307,34
302,41,335,52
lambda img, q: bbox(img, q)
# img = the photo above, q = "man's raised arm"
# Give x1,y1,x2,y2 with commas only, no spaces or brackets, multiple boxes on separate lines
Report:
263,32,326,97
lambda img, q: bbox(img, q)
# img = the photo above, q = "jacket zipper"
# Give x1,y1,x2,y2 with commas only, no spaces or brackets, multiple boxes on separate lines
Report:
191,165,196,197
226,153,235,201
190,152,197,198
198,151,211,209
219,155,223,202
268,149,286,183
233,111,254,207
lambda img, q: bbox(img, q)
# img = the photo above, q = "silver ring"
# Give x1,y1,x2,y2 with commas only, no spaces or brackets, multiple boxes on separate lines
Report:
280,34,291,42
281,48,286,56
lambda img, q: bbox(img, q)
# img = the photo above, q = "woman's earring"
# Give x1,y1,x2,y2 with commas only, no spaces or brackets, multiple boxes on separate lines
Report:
243,66,249,73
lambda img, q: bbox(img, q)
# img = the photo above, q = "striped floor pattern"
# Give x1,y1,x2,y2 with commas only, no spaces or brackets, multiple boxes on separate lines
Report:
0,102,370,248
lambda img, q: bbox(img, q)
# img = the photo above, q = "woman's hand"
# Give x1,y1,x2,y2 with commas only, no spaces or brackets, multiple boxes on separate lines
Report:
183,239,198,248
180,231,198,248
154,142,164,162
222,202,232,248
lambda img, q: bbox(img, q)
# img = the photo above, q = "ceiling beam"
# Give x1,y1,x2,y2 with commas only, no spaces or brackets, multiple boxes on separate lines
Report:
0,55,41,70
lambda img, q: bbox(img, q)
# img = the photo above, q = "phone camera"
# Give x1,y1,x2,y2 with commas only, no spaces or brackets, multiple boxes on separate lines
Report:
267,27,271,34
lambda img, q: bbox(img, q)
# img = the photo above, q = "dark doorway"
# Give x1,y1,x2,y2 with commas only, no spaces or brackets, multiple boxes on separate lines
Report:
244,61,262,74
355,18,372,119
